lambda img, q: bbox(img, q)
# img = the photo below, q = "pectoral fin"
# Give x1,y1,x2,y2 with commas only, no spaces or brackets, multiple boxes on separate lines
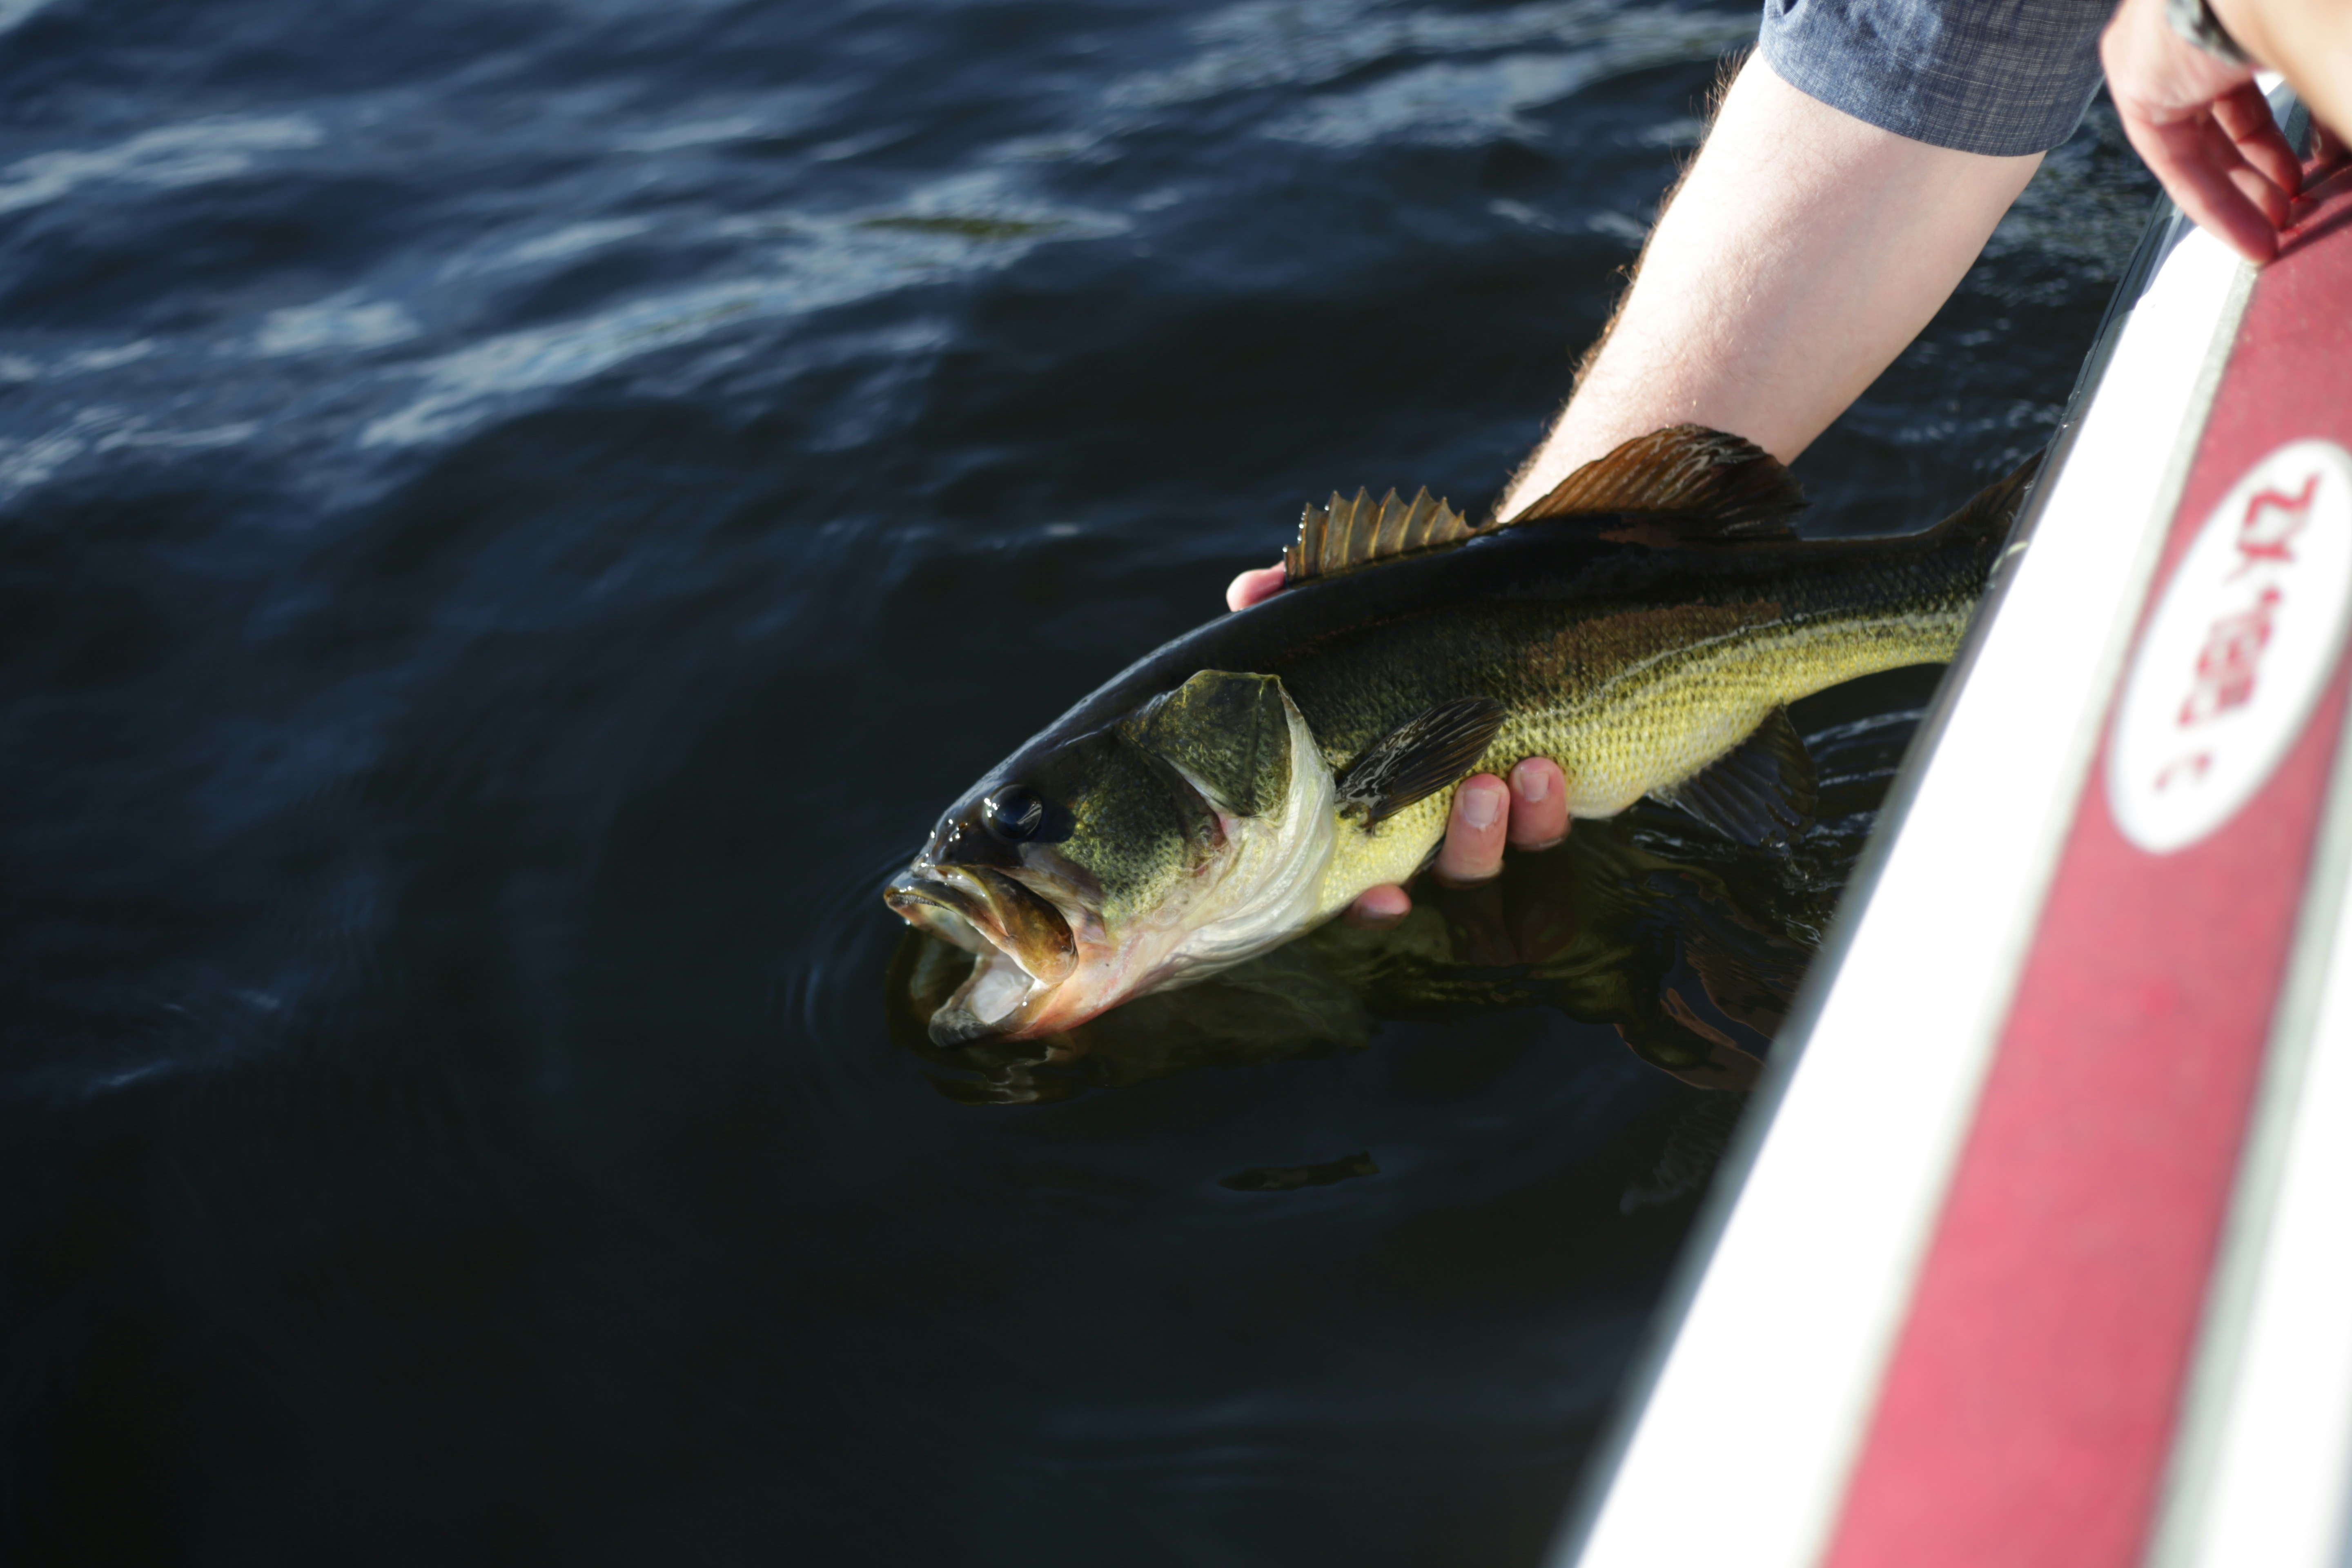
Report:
1334,697,1508,829
1651,708,1817,848
1120,670,1295,819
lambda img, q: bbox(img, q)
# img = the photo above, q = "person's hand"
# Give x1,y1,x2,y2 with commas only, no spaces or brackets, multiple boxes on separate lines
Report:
1225,561,1287,613
2318,120,2349,181
2103,0,2304,263
1226,559,1571,925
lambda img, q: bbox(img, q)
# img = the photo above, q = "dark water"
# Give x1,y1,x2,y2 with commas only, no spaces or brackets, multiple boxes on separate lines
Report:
0,1,2154,1562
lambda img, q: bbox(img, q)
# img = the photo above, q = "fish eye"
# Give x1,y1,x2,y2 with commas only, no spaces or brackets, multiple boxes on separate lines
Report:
984,786,1048,842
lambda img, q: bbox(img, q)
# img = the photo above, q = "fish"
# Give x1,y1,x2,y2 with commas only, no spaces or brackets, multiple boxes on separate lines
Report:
886,424,2035,1046
885,806,1833,1105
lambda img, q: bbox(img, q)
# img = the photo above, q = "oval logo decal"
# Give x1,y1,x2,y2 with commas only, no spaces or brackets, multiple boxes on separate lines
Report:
2109,439,2352,855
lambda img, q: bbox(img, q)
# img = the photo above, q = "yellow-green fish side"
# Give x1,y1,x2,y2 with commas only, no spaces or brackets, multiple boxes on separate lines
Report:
1310,578,1980,913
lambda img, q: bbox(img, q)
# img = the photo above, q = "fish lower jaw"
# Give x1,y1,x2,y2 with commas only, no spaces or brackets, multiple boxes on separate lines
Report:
930,948,1046,1045
947,915,1264,1044
929,932,1140,1045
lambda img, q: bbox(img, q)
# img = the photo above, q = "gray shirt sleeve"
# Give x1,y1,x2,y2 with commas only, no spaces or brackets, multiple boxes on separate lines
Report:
1760,0,2118,157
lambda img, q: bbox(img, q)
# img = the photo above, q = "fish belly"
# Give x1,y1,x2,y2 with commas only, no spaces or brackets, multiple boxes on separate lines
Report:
1312,794,1455,918
1528,610,1964,814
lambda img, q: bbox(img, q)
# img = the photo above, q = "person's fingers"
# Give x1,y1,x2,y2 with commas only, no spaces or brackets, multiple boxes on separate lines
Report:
2201,110,2295,226
2220,161,2295,228
1351,764,1564,925
2103,0,2284,263
2299,123,2352,227
2292,122,2352,229
1506,894,1578,965
1225,563,1286,613
2124,110,2280,262
1506,757,1569,850
1430,774,1509,887
2175,110,2289,249
2313,120,2347,178
1441,881,1518,968
2213,80,2303,198
2225,157,2294,229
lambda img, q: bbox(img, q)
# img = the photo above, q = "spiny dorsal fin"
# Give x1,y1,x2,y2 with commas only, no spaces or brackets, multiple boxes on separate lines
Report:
1507,425,1806,539
1333,696,1507,829
1284,486,1478,586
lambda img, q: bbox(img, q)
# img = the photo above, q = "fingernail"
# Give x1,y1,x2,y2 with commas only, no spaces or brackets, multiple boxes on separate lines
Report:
1513,762,1549,804
1460,783,1502,831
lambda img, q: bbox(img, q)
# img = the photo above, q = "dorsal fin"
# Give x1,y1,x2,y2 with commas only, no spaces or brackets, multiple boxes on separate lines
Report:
1928,449,2042,550
1276,427,1802,588
1506,425,1807,539
1283,486,1479,586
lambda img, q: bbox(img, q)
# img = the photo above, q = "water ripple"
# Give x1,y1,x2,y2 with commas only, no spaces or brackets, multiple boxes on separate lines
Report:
363,178,1126,448
0,114,323,217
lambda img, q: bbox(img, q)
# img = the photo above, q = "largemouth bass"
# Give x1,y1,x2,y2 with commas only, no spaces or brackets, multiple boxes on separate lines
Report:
887,425,2032,1045
887,805,1831,1105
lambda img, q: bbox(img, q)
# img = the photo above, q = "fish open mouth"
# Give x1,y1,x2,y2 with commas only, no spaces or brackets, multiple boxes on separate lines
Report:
884,863,1078,1045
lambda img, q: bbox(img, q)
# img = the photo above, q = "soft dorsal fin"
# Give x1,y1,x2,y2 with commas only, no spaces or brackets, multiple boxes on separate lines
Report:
1283,486,1479,586
1506,425,1807,539
1928,449,2043,550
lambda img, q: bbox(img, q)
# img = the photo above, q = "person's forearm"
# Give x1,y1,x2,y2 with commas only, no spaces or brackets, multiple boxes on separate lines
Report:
2211,0,2352,136
1497,56,2041,520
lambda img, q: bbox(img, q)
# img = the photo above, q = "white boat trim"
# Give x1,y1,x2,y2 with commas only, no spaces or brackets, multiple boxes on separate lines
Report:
1555,212,2259,1568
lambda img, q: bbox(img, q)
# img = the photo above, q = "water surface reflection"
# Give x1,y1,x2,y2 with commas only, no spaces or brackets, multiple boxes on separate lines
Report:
0,0,2149,1555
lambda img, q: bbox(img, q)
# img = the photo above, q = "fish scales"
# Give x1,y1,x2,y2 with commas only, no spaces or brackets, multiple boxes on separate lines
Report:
1182,523,1989,899
889,426,2030,1043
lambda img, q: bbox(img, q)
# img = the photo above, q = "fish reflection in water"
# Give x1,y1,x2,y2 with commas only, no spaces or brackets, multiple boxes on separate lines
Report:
888,802,1841,1201
1221,1152,1383,1192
